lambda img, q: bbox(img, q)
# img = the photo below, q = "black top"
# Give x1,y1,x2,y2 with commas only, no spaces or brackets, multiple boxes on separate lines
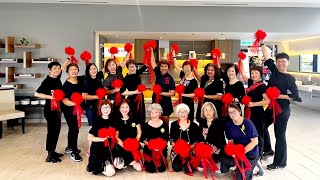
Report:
225,81,245,101
114,118,140,141
89,116,114,137
82,71,104,107
124,65,148,91
200,76,224,97
103,66,125,101
179,70,198,94
199,118,226,150
62,76,85,114
247,79,267,103
264,59,301,108
170,120,203,144
152,66,176,102
141,122,169,142
36,74,62,109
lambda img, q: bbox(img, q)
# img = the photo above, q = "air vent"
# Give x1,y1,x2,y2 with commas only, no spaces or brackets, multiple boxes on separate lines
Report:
59,0,108,4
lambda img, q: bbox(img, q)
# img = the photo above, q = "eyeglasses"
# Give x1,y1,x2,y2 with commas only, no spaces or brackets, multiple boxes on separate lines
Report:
276,60,287,64
228,110,238,116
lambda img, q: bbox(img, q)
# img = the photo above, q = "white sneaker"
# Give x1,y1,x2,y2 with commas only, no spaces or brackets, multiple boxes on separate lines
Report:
103,164,116,177
197,167,204,172
132,161,142,172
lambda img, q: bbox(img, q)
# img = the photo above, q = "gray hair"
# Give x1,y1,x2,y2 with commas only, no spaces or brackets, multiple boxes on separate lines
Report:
200,102,219,119
147,103,163,115
176,103,190,115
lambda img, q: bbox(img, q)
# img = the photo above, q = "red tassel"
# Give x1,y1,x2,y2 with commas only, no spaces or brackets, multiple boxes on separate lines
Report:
211,48,221,65
189,59,198,70
71,92,84,128
241,96,252,119
135,84,146,113
111,79,123,106
266,87,282,124
65,46,75,56
70,55,79,64
252,30,267,54
124,43,133,59
174,85,185,106
80,50,92,66
237,51,246,72
168,44,179,66
51,89,65,113
153,84,162,104
221,93,234,117
96,88,107,116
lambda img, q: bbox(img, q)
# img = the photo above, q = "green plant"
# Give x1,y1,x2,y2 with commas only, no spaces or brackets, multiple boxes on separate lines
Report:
20,37,29,45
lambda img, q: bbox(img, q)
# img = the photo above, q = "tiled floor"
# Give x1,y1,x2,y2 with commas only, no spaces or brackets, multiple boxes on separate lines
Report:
0,104,320,180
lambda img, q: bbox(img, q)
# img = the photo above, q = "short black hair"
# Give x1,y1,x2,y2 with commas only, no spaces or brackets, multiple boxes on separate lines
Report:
85,63,97,78
126,59,137,68
250,66,263,77
48,61,61,70
276,52,289,61
225,64,239,75
66,63,79,73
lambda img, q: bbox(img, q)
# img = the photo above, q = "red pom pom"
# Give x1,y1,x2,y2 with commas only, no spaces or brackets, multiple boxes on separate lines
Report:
111,79,124,88
109,46,119,54
53,89,65,101
80,50,92,61
137,84,147,92
98,128,108,138
144,43,151,50
221,93,233,104
234,144,246,158
153,84,162,95
124,43,133,53
194,142,213,159
241,96,252,105
211,48,221,57
148,40,157,49
266,87,281,99
71,92,83,104
171,44,179,52
174,139,191,158
65,46,75,56
255,29,267,41
96,88,107,99
189,59,198,69
238,51,246,60
105,127,117,138
224,143,236,156
175,85,185,95
148,138,167,151
123,138,140,151
194,87,205,98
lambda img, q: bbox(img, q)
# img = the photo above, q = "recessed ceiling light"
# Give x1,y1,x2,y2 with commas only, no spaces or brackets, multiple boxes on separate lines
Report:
160,37,163,39
115,35,118,38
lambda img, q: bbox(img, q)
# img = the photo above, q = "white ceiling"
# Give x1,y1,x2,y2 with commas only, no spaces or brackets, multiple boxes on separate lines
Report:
2,0,320,8
98,31,320,42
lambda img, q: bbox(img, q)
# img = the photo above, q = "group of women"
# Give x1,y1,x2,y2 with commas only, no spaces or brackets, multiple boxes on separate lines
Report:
35,39,301,179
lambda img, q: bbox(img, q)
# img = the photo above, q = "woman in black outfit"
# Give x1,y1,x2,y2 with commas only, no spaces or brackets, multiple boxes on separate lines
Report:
150,48,176,124
86,99,116,176
194,63,224,120
123,58,148,125
82,63,104,156
260,43,301,170
115,99,142,171
35,59,68,163
170,103,202,174
239,64,270,176
199,102,226,162
141,103,169,173
62,63,86,162
173,54,198,121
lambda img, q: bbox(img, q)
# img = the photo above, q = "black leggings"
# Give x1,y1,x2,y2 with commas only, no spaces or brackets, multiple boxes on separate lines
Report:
143,147,167,173
64,112,79,152
44,107,61,153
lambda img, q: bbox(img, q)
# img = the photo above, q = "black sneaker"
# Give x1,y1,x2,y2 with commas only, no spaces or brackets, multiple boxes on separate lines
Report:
262,150,275,159
53,152,64,157
65,147,81,154
70,152,83,162
267,164,285,170
45,156,62,163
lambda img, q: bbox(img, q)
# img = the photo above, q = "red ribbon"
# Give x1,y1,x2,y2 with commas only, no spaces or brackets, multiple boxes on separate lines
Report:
233,157,251,180
50,99,61,113
244,107,251,119
73,104,84,129
268,99,283,124
134,94,143,113
114,92,122,106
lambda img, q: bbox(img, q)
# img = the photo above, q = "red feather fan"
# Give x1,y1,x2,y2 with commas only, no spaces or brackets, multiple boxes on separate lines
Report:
51,89,65,113
241,96,252,119
80,50,92,66
147,138,168,170
111,79,124,106
221,93,234,117
237,51,246,72
153,84,162,104
194,87,205,107
71,92,84,128
191,143,218,179
211,48,221,65
135,84,147,113
266,87,282,124
174,85,185,106
96,88,107,116
225,143,252,180
252,29,267,54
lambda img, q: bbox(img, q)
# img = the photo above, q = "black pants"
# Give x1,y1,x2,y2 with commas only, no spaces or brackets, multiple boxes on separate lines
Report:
250,109,266,157
64,112,79,152
44,107,61,153
143,148,167,173
220,154,259,180
115,144,134,166
264,106,290,166
263,109,274,153
172,154,194,174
